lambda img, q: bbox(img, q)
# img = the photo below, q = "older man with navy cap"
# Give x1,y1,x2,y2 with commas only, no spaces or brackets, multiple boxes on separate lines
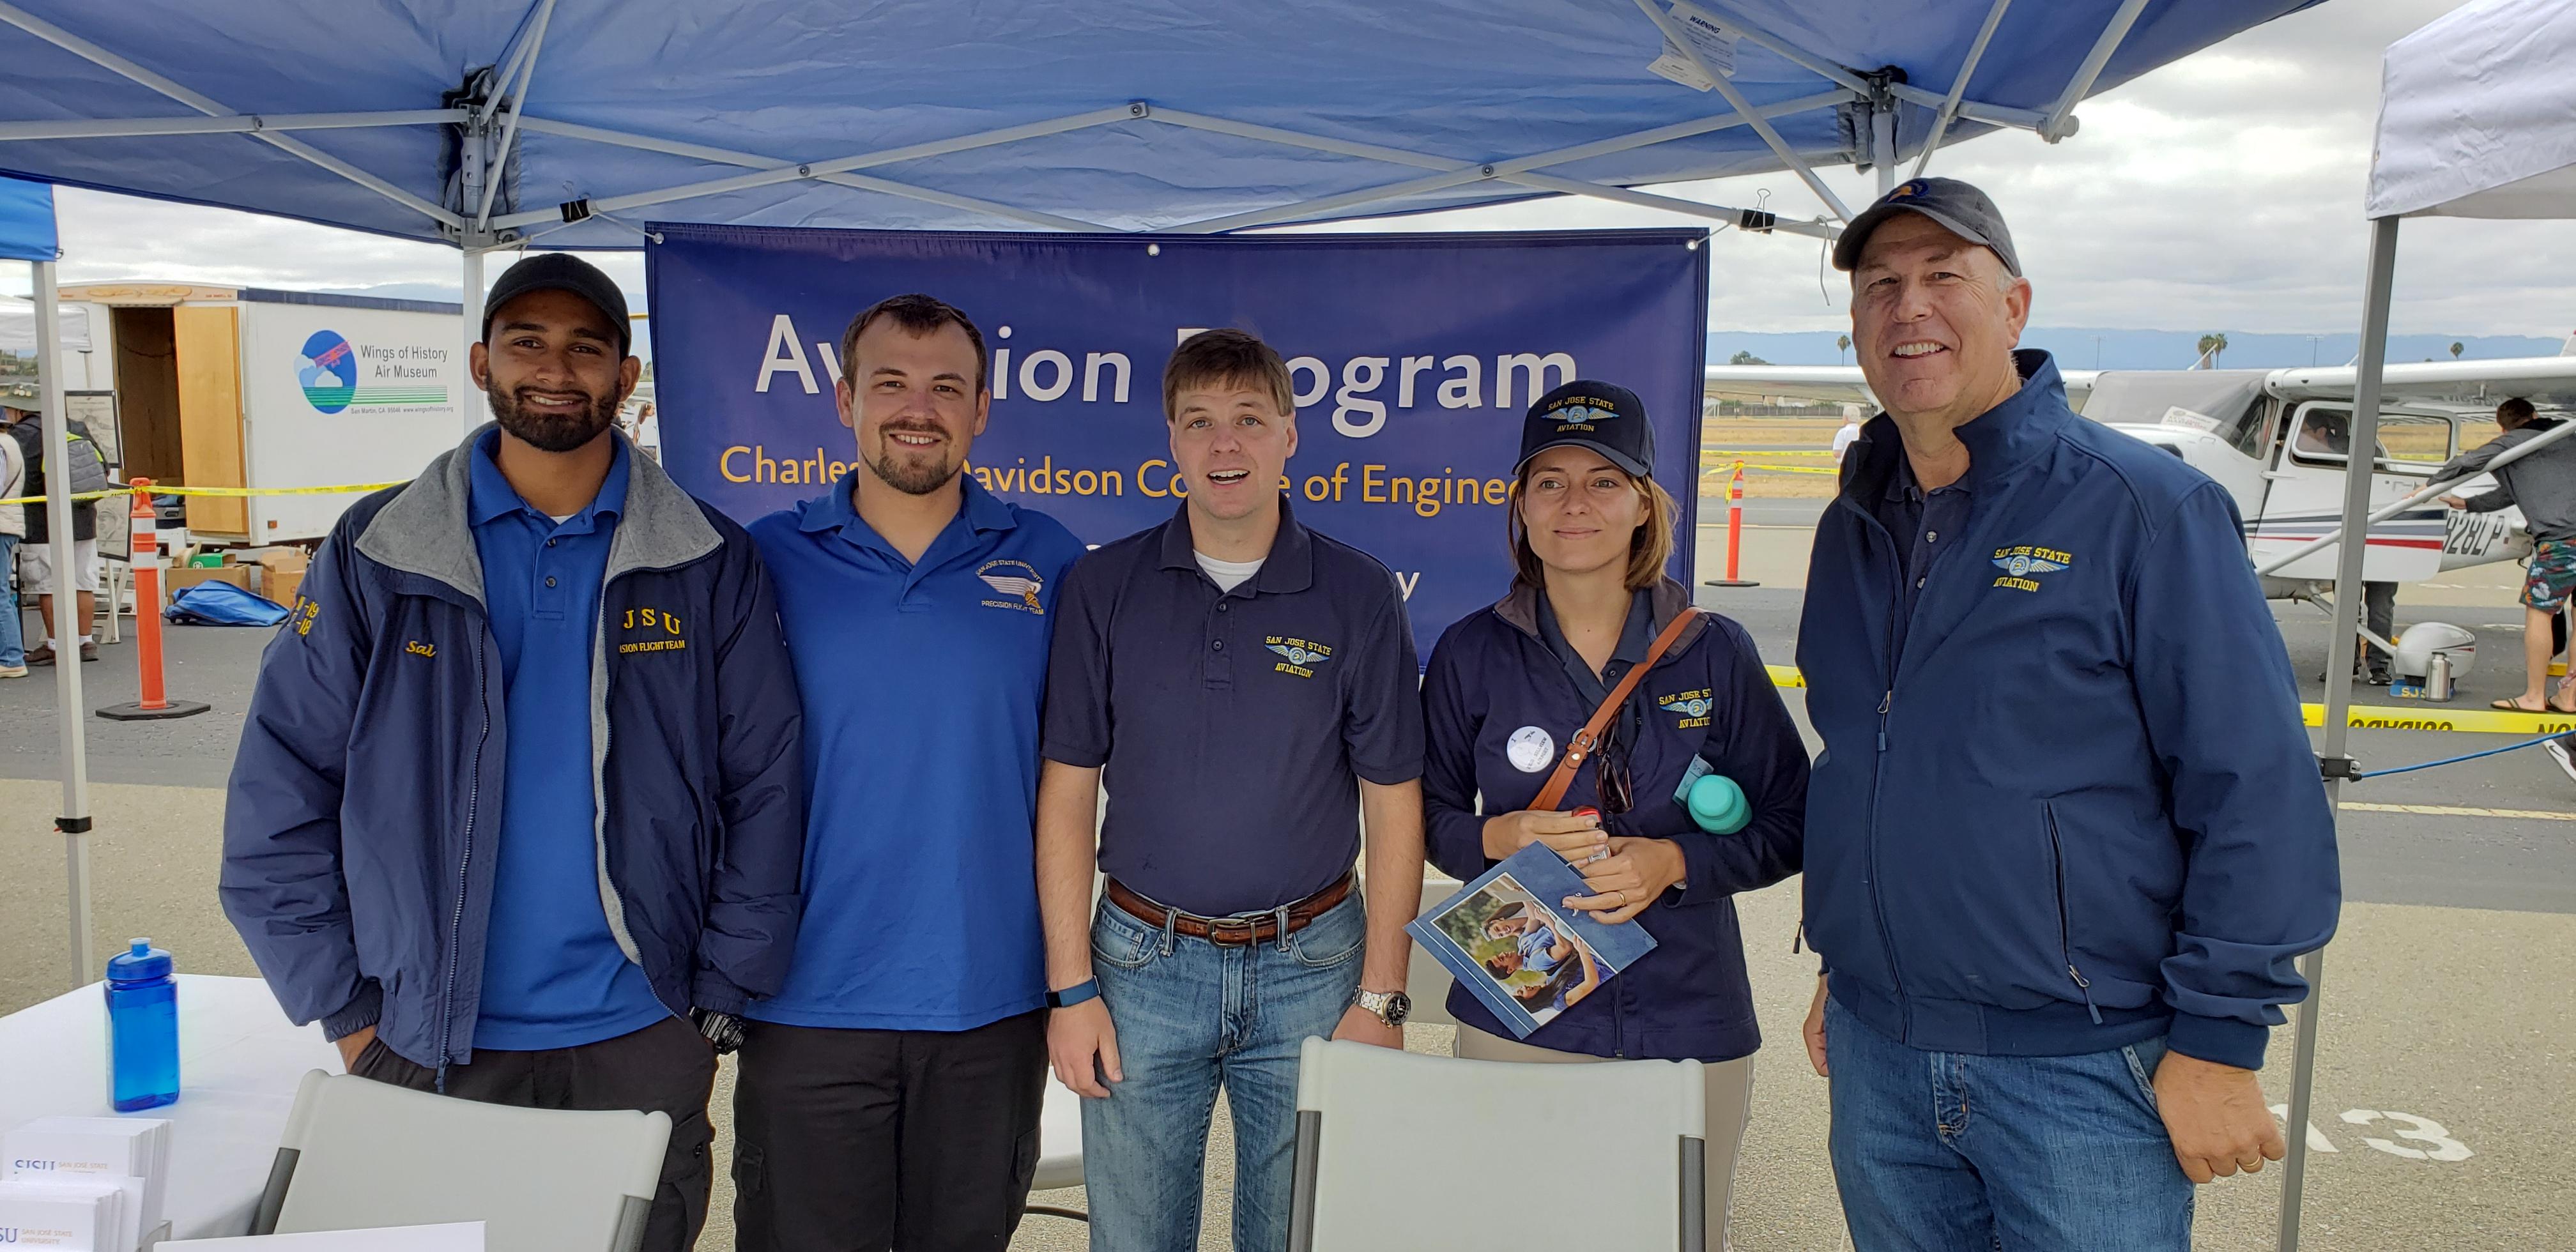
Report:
1793,178,2340,1249
223,252,804,1252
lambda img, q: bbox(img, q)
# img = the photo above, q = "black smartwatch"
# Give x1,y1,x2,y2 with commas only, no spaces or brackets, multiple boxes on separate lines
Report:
693,1009,746,1055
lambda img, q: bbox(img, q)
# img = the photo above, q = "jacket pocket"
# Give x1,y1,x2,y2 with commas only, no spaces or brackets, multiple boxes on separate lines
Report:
2044,802,2103,1025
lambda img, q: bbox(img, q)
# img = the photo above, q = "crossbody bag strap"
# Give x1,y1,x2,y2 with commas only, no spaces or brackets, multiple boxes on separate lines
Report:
1530,608,1699,811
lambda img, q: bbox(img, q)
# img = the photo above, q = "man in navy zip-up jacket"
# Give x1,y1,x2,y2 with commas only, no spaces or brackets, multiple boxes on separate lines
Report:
221,256,803,1251
1798,180,2337,1250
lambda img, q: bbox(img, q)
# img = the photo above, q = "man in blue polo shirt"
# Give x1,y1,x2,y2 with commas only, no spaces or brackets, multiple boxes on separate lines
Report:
737,294,1086,1251
1036,328,1427,1252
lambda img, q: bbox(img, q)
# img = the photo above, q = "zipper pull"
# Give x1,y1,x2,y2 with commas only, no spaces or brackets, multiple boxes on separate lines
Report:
1876,689,1892,752
1791,920,1807,954
2068,965,2103,1025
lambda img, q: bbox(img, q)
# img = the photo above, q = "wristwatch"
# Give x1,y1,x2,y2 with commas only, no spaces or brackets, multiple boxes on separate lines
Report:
693,1009,746,1055
1353,988,1411,1028
1045,979,1101,1009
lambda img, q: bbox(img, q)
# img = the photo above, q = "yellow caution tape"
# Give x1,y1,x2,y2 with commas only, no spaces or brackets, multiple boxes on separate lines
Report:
0,482,406,507
2299,702,2576,736
1701,460,1842,475
2343,801,2576,822
1763,665,2547,734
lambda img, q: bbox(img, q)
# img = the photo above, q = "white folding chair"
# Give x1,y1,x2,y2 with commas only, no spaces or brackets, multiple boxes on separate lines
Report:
1286,1037,1708,1252
1024,1080,1088,1224
249,1069,671,1252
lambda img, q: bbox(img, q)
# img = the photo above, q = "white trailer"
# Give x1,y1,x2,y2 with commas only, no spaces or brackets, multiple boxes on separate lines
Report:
57,282,472,543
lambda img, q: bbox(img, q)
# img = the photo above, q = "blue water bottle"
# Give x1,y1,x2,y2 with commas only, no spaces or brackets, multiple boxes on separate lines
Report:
105,938,179,1111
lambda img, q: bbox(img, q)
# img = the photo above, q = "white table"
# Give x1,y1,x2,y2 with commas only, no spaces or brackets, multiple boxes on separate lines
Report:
0,974,340,1242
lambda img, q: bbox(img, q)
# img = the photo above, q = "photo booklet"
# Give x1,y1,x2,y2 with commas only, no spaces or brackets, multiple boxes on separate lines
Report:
1407,843,1659,1039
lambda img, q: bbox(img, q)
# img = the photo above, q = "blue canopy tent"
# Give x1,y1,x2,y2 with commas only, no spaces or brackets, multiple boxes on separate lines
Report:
0,0,2343,1242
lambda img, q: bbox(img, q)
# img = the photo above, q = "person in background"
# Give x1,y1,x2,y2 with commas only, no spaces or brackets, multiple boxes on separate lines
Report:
0,416,24,678
1799,178,2338,1250
221,252,805,1252
2438,397,2576,717
1036,328,1425,1252
2,402,102,664
1419,379,1808,1249
1831,406,1864,468
733,293,1086,1251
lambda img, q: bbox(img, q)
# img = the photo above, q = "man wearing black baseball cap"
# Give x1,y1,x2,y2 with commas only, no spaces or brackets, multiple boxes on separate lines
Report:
1793,180,2338,1248
224,251,806,1252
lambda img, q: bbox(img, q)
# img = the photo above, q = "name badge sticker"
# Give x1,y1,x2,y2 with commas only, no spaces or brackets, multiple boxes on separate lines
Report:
1506,725,1556,773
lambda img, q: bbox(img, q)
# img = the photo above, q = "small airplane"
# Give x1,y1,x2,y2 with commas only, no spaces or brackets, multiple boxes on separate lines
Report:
1703,335,2576,600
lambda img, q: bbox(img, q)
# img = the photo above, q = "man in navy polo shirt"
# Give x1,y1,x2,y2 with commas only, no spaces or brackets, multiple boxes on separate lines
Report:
737,294,1086,1251
1036,328,1427,1252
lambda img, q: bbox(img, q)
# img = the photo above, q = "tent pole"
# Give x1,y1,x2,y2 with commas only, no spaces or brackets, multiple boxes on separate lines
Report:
473,0,557,229
32,257,93,989
461,247,486,436
484,106,1133,233
2280,211,2398,1252
1871,102,1897,197
0,109,464,142
2039,0,2149,142
1630,0,1852,220
1912,0,2014,178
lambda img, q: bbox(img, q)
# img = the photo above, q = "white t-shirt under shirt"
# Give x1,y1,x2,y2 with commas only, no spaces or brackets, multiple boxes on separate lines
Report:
1195,551,1264,593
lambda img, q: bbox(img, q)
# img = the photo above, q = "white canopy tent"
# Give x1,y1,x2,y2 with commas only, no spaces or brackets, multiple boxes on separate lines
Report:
0,299,88,353
2281,1,2576,1246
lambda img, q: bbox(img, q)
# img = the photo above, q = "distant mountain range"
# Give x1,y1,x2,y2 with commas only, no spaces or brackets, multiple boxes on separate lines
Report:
1709,327,2570,370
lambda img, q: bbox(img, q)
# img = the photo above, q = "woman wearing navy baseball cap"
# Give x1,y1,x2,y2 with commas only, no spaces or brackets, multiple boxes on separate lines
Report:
1417,379,1810,1246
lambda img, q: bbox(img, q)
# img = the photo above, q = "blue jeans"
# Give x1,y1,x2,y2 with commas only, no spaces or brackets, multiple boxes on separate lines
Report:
0,535,22,668
1080,892,1365,1252
1825,996,2193,1251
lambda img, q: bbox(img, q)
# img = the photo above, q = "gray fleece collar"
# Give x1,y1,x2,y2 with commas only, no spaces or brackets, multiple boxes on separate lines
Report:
356,424,722,602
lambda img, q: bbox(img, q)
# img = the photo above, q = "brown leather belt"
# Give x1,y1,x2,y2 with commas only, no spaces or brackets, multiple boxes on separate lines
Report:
1105,872,1354,947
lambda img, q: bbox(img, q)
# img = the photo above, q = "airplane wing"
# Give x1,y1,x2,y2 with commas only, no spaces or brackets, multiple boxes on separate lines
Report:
2263,355,2576,409
1703,365,2097,411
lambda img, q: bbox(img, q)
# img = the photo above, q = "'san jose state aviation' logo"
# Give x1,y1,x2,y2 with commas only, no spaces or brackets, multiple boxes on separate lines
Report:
298,328,451,415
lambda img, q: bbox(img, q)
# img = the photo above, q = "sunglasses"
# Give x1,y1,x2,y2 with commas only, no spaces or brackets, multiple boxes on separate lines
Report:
1593,703,1641,816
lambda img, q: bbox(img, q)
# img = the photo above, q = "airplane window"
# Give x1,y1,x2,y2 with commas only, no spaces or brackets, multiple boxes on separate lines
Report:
2287,407,2448,468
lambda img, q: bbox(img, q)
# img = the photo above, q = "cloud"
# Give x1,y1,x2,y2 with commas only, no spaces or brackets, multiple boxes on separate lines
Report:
34,0,2572,342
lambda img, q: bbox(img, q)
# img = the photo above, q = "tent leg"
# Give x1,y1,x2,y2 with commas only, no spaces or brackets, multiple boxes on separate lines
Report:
2281,212,2398,1252
461,247,485,436
33,257,94,989
1871,102,1897,197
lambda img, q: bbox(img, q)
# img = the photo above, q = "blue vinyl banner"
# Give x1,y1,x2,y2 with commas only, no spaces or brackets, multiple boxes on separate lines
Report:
646,225,1708,651
0,175,57,263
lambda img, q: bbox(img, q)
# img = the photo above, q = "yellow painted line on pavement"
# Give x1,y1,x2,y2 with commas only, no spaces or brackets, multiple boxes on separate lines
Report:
2342,802,2576,822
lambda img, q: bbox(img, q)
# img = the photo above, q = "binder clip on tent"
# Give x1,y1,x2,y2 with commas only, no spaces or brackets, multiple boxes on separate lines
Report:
96,480,210,722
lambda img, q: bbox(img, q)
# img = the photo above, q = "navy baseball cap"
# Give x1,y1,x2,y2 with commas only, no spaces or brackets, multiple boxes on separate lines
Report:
1831,176,2021,277
482,253,632,355
1516,381,1656,480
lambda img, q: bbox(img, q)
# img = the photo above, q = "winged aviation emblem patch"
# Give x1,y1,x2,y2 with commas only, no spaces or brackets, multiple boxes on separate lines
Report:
1990,544,2073,593
976,560,1046,613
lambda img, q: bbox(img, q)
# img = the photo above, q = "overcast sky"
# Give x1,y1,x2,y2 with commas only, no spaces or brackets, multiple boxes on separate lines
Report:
32,0,2572,340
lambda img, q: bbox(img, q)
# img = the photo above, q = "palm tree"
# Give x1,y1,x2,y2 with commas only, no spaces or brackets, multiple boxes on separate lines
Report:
1836,333,1851,365
2195,333,2230,368
2450,341,2465,360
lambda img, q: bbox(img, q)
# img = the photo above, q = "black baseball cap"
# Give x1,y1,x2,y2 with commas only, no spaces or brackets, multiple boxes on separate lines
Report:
1830,176,2021,277
1515,380,1655,480
482,253,632,355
